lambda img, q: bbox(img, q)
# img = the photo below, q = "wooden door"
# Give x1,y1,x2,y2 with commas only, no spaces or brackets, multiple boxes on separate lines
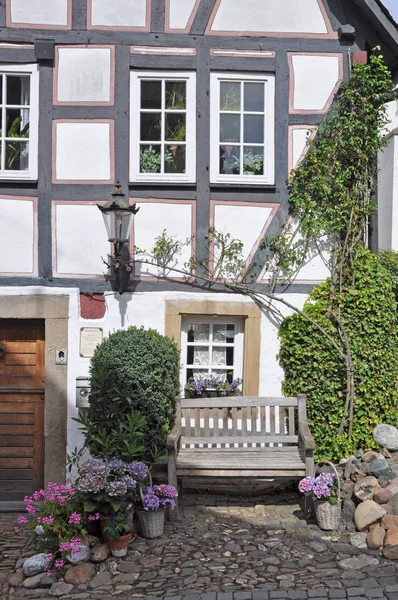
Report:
0,320,45,502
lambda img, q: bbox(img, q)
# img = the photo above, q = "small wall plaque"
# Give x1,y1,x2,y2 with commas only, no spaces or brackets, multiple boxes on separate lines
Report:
80,328,103,358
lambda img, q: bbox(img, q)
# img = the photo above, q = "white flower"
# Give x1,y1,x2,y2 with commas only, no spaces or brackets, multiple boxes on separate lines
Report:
35,525,44,535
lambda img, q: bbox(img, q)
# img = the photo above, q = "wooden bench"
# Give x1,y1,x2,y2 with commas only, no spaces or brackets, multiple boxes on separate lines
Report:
167,394,315,513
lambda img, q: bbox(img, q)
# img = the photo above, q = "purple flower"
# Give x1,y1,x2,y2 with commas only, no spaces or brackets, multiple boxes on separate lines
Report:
128,461,149,481
298,477,315,493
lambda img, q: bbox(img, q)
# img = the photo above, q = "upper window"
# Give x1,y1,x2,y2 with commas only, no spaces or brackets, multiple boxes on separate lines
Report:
210,72,275,185
0,65,39,181
130,71,196,183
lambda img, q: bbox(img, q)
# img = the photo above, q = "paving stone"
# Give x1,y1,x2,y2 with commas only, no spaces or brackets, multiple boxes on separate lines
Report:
328,591,347,598
365,591,386,598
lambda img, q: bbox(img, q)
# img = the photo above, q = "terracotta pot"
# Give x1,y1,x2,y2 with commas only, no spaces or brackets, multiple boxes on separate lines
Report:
108,533,132,557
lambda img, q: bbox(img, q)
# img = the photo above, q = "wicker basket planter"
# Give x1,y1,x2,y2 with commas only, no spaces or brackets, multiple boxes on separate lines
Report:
137,508,165,539
314,460,342,531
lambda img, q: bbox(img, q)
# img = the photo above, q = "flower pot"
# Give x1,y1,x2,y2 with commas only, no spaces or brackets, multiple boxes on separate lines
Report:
137,508,165,539
108,533,132,557
314,499,341,530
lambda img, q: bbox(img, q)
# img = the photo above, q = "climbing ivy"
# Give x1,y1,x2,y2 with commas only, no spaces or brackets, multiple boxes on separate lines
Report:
279,249,398,459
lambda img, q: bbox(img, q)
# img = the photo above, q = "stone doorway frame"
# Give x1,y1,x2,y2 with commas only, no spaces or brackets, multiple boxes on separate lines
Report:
0,294,69,485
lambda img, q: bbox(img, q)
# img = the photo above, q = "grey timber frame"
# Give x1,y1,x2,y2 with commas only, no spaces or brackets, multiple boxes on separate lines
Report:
0,0,397,293
167,394,315,517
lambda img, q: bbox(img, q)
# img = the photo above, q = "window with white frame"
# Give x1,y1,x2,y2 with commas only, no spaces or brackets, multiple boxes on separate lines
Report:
0,65,39,180
181,316,244,395
130,71,196,183
210,72,275,185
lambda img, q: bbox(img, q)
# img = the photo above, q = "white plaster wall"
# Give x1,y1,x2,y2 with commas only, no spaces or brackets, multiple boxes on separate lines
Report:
292,55,339,111
385,99,398,133
55,122,111,181
292,128,313,169
57,47,112,103
10,0,68,25
169,0,196,29
378,136,398,251
211,0,327,33
0,199,34,273
91,0,146,27
214,205,273,271
55,204,110,275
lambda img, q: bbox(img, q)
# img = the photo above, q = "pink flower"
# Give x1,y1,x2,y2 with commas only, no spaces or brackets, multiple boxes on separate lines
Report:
17,516,28,524
26,504,36,514
14,527,19,534
45,569,52,575
59,541,72,552
55,559,64,568
70,538,81,548
24,495,33,504
46,553,53,560
66,478,72,484
88,513,100,521
68,513,81,525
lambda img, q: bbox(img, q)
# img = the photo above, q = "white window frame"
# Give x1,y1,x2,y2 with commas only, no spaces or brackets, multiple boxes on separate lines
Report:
0,64,39,181
180,315,244,393
130,70,196,183
210,72,275,185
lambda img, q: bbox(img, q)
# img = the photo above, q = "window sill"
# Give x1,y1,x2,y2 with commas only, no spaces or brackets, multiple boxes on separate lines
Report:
210,182,276,190
129,181,197,188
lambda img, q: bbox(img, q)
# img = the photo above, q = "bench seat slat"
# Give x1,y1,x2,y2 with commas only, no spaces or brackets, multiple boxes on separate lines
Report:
181,435,298,445
177,468,306,477
177,449,305,470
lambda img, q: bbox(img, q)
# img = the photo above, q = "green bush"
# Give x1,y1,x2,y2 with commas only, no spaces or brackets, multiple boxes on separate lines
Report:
87,326,180,460
278,249,398,460
379,250,398,283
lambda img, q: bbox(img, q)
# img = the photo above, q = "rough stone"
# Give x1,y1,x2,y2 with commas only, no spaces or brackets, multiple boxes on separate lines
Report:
353,476,379,501
9,571,24,587
362,451,379,463
385,529,398,547
88,570,112,589
66,545,91,565
373,424,398,451
23,573,45,589
64,563,96,585
354,500,386,531
48,582,74,597
383,545,398,560
338,554,379,570
349,532,368,549
366,525,385,549
382,514,398,529
374,488,393,504
22,554,52,577
368,459,392,478
91,543,110,563
342,499,356,522
387,479,398,495
342,481,355,500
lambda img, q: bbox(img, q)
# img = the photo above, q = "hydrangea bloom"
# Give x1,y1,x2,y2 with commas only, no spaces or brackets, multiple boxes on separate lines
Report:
298,473,336,501
298,477,315,494
142,485,178,511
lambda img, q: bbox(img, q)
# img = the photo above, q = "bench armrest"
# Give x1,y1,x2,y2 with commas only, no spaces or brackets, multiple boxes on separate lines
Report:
299,422,315,450
167,422,181,451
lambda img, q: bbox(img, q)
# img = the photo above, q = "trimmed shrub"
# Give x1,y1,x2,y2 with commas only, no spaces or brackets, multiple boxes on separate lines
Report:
278,249,398,460
87,326,180,460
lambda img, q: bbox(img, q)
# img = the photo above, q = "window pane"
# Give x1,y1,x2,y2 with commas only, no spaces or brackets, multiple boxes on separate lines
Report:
165,113,186,142
190,346,209,366
6,109,30,138
243,146,264,175
214,324,235,343
220,82,240,111
5,140,29,170
165,81,186,110
212,347,229,366
6,75,30,105
187,369,208,382
220,114,240,143
165,145,185,174
140,112,161,141
140,144,161,173
244,82,264,112
244,114,264,144
220,145,240,175
141,80,161,109
0,76,3,105
188,324,209,343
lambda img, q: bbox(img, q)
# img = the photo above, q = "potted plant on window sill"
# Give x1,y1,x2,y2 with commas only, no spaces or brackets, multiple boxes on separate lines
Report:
185,375,243,398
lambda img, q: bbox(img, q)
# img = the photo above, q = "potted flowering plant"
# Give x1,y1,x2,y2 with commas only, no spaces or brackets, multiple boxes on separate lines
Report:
14,481,96,570
102,511,134,557
185,374,242,398
136,484,178,539
298,466,341,530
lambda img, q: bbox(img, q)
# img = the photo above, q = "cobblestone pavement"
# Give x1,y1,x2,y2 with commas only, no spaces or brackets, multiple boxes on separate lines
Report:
4,492,398,600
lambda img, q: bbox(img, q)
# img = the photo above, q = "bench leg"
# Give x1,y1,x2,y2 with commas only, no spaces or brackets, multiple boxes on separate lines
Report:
305,451,315,477
168,451,179,520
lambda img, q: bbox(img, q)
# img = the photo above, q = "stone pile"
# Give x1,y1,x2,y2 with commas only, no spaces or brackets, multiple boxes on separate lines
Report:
338,424,398,558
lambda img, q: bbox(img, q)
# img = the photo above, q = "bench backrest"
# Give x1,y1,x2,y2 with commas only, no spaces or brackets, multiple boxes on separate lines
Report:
179,395,307,448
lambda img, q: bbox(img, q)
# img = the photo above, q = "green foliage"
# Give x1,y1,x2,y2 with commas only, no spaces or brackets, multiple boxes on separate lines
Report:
279,249,398,460
378,250,398,283
87,327,180,459
103,512,133,540
268,52,393,284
